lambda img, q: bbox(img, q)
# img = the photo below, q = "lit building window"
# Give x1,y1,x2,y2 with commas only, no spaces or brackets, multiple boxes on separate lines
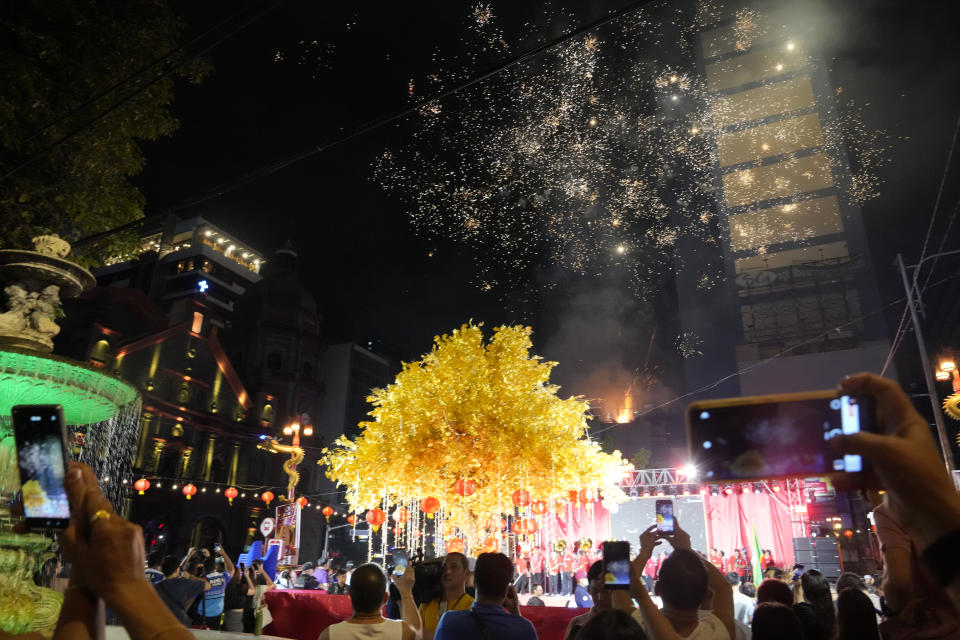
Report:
191,312,204,334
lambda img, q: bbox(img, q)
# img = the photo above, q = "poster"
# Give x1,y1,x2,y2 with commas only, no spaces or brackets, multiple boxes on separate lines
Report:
275,502,301,565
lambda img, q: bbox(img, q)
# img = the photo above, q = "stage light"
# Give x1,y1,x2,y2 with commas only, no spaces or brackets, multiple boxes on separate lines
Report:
724,486,733,495
681,464,697,480
656,490,665,496
773,483,781,492
303,426,313,436
699,488,707,496
682,489,691,496
786,41,795,51
642,491,651,497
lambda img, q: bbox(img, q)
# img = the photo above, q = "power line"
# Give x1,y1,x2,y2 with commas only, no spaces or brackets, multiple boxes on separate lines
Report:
0,0,285,186
161,0,658,214
591,269,960,438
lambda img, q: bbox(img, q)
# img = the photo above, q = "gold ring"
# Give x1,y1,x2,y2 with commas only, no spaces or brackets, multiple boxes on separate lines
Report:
90,509,111,526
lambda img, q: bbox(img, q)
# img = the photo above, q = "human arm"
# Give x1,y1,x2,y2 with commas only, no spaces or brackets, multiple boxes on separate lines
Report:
258,565,277,591
504,584,521,616
60,462,192,640
244,568,256,597
665,521,733,640
218,544,235,575
880,546,914,614
394,563,422,640
629,525,679,640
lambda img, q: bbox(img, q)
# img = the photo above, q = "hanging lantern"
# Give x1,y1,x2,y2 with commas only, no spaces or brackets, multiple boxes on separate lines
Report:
446,538,465,554
568,490,579,503
182,484,197,500
843,529,854,538
297,496,309,509
443,522,456,537
455,479,476,497
512,490,530,507
321,505,333,521
224,487,238,505
392,526,401,536
522,518,539,534
578,488,595,504
393,507,409,523
347,514,357,525
366,508,386,531
134,478,150,495
531,500,547,515
261,491,275,507
420,497,440,519
511,521,522,535
482,537,499,553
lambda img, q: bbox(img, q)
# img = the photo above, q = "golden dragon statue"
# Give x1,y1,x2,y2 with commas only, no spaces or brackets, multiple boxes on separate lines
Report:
257,437,305,499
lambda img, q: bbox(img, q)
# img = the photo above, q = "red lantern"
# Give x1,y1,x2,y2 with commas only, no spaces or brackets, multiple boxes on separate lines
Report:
512,490,530,507
322,506,334,521
366,508,386,531
134,478,150,495
182,484,197,500
455,479,476,497
482,537,499,553
446,538,465,554
531,500,547,515
347,514,357,525
578,488,594,503
392,526,401,536
522,518,539,534
225,487,238,505
261,491,275,507
568,490,579,503
394,507,409,523
420,497,440,519
843,529,854,538
297,496,309,509
512,521,522,535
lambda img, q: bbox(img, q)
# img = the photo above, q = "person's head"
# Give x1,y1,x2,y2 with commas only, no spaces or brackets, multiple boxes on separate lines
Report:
578,609,650,640
719,550,725,557
726,572,741,587
801,569,836,637
203,556,217,574
473,552,513,602
740,582,757,599
711,547,718,555
587,560,612,611
441,552,470,593
148,550,164,569
655,549,708,612
161,555,181,578
349,563,389,614
300,561,315,575
734,549,743,557
532,584,544,596
835,572,867,594
763,549,772,557
751,602,804,640
757,578,793,607
837,587,879,640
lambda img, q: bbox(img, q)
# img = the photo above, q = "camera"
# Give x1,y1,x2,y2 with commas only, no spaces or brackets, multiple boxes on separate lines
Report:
412,555,443,605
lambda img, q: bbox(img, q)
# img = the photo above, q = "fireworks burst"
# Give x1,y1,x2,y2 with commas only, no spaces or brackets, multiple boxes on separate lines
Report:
372,1,889,309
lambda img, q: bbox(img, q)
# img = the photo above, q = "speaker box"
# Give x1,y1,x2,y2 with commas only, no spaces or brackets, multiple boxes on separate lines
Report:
793,537,813,552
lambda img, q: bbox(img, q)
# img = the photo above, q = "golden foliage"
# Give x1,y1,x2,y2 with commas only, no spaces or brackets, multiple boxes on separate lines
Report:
320,323,628,530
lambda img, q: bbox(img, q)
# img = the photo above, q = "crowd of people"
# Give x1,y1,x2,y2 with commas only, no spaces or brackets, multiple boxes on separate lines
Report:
9,373,960,640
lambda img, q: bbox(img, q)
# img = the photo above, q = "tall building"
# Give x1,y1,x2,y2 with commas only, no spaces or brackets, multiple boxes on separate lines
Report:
677,2,889,397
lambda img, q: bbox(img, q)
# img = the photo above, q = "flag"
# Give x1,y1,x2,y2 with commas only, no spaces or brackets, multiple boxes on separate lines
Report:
750,525,765,587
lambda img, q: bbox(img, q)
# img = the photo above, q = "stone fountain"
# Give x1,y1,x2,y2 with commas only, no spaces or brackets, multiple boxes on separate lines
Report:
0,235,140,636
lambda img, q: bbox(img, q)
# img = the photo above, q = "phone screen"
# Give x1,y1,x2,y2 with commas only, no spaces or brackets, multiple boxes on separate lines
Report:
655,500,674,533
602,541,631,590
393,549,408,576
11,405,70,528
688,393,871,480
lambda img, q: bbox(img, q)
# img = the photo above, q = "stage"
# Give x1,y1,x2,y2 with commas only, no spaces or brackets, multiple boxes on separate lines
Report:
263,590,584,640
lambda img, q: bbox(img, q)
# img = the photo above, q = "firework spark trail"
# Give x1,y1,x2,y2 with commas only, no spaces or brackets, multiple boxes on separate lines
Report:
372,1,889,351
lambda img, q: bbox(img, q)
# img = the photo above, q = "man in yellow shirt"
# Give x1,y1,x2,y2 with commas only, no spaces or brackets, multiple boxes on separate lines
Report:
418,553,473,640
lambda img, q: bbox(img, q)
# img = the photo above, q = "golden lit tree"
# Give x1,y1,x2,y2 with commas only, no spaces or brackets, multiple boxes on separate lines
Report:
320,323,629,550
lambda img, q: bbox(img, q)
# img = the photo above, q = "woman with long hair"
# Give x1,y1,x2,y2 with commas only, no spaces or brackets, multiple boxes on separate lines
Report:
793,569,836,640
837,588,880,640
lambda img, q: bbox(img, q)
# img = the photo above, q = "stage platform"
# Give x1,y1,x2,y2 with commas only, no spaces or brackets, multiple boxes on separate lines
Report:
264,590,584,640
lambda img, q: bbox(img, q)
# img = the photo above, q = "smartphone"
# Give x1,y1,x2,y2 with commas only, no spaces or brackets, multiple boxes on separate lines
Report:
687,390,874,481
601,541,631,590
655,499,674,534
11,405,71,529
393,548,408,576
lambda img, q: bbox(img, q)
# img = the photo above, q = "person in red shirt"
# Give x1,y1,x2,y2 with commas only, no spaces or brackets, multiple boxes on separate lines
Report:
709,548,723,571
560,547,575,596
761,549,775,570
546,550,560,594
718,550,727,574
733,549,747,578
642,554,659,593
574,551,591,582
515,555,530,594
528,547,545,594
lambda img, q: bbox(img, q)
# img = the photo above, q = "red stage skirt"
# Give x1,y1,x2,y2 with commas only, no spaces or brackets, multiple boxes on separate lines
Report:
264,590,584,640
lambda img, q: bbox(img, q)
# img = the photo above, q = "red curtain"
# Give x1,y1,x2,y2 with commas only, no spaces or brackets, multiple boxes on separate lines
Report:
538,501,611,550
702,491,794,569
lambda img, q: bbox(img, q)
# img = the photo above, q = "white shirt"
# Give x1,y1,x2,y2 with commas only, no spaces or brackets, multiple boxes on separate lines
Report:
732,591,755,625
633,609,730,640
328,619,403,640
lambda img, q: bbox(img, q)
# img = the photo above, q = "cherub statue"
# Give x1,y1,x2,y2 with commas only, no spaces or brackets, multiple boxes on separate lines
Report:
0,284,30,334
28,285,62,339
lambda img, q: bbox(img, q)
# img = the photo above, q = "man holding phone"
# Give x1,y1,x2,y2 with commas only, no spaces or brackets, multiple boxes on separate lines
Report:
197,544,235,629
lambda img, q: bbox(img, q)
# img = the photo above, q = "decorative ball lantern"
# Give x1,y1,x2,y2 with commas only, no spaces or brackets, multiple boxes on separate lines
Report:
261,491,275,507
134,478,150,495
420,497,440,519
511,521,522,535
531,500,547,515
347,514,357,525
578,488,594,504
366,508,386,532
455,479,476,497
522,518,539,535
512,490,530,507
297,496,309,509
843,529,854,538
321,505,334,521
393,507,409,523
446,538,465,554
482,537,499,553
182,484,197,500
392,526,401,536
568,490,579,503
224,487,238,505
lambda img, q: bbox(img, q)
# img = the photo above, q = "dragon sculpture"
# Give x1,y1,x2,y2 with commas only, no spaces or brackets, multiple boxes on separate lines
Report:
257,437,304,500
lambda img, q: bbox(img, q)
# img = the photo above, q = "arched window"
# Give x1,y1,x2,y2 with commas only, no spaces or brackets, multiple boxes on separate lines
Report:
89,339,111,366
261,403,274,425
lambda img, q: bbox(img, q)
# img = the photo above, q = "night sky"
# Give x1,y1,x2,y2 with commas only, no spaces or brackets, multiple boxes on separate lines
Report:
134,1,960,404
